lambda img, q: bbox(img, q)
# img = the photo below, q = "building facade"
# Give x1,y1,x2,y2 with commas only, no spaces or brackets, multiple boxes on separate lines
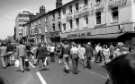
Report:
59,0,135,45
15,11,34,41
22,0,135,46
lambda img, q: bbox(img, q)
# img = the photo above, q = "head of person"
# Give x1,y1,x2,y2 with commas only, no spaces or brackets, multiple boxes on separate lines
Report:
106,53,135,84
87,42,91,46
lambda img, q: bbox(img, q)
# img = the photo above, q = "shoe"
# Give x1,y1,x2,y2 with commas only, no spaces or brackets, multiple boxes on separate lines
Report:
64,68,70,73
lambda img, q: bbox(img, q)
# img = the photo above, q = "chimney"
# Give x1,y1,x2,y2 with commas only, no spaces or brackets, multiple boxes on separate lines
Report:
39,5,46,14
56,0,62,8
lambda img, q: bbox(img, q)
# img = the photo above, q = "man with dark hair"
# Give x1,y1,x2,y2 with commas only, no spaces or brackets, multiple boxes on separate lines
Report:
105,53,135,84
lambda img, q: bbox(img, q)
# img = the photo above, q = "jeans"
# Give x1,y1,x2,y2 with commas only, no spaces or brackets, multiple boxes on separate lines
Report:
71,54,79,74
0,56,6,67
19,56,25,71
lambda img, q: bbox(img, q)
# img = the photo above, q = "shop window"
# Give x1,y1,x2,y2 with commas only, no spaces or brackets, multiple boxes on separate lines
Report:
63,23,66,31
69,20,73,29
76,3,79,11
76,18,79,26
96,11,101,24
53,23,55,31
84,0,88,5
111,7,119,22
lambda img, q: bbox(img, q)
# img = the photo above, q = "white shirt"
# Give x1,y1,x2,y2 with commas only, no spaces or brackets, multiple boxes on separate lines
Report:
70,46,78,54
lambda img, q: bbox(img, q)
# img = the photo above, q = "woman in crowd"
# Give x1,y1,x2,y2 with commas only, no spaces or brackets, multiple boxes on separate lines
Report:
78,44,86,68
102,44,110,64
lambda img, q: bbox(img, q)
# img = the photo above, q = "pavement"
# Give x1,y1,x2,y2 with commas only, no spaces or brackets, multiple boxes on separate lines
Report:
0,60,107,84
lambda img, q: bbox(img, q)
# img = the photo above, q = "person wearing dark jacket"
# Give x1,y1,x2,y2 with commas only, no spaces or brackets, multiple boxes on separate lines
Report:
105,52,135,84
85,42,93,69
36,43,49,70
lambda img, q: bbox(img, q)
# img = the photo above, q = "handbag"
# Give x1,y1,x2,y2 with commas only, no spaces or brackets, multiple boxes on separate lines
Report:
15,59,19,67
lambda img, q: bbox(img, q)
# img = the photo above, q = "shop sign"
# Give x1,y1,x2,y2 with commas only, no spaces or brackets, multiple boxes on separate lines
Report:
67,32,91,38
108,0,127,7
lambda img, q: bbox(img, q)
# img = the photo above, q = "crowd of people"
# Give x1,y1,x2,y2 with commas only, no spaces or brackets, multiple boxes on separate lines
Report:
1,40,135,84
0,40,130,72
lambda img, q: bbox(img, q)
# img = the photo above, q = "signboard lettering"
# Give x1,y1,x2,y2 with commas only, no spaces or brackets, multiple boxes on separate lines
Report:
108,0,127,7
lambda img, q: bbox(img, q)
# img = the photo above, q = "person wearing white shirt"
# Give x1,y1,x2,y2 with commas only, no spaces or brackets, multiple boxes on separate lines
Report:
70,42,79,74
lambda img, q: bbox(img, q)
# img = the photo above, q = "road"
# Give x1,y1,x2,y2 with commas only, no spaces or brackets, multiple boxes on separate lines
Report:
0,61,107,84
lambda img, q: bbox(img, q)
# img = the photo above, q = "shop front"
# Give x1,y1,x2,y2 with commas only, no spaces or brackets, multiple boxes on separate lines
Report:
60,22,135,44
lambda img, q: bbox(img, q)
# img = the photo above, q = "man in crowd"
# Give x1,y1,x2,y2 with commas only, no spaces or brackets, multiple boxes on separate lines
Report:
16,41,26,72
70,42,79,74
62,41,71,73
85,42,93,69
36,43,49,70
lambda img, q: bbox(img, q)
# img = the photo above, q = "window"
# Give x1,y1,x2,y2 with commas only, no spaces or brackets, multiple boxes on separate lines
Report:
58,22,61,31
63,23,66,31
63,8,66,14
96,11,101,24
69,20,73,29
85,16,88,24
53,14,55,20
84,0,88,5
76,18,79,26
58,11,61,17
111,7,118,22
69,5,72,13
75,3,79,11
53,24,55,31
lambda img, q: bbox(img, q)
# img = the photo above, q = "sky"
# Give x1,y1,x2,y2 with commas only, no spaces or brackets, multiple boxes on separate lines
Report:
0,0,71,40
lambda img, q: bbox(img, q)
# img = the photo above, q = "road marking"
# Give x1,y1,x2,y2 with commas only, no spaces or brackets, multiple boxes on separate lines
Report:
89,70,107,80
36,72,47,84
29,62,47,84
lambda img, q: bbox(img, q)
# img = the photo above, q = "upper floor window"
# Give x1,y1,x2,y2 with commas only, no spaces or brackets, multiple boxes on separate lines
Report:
111,7,119,22
69,20,73,29
63,8,66,14
84,0,88,5
63,23,66,31
58,22,61,31
58,11,61,17
53,14,55,20
76,18,79,26
69,5,72,13
53,23,55,31
85,16,88,24
75,3,79,11
96,11,101,24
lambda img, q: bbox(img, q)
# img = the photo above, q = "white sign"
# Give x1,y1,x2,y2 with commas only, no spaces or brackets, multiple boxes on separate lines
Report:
108,0,127,7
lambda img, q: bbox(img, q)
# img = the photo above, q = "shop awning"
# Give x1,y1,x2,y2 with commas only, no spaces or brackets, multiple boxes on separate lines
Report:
84,33,125,39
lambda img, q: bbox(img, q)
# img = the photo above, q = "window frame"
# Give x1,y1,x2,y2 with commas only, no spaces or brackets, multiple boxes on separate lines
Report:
96,11,101,24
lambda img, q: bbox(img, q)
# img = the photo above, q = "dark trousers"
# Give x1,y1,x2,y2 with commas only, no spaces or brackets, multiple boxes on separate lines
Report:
95,51,102,62
50,52,55,62
72,54,79,74
86,56,91,69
